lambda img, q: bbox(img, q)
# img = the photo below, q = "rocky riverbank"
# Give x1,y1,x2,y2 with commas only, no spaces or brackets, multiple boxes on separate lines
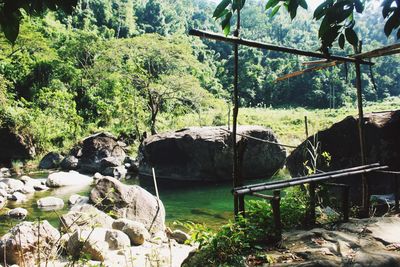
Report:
0,173,194,267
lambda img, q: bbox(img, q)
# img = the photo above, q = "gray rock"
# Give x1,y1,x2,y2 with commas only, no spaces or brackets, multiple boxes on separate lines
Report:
60,204,114,233
8,192,27,202
0,196,6,209
60,155,79,170
68,194,89,206
7,208,28,219
37,196,64,210
286,111,400,203
168,229,190,244
77,132,126,174
0,220,60,266
67,228,108,262
112,219,150,246
0,178,24,192
105,229,131,250
67,228,130,261
0,189,7,197
46,171,93,187
0,182,7,190
39,152,64,169
102,165,127,179
18,184,35,194
90,177,165,234
124,157,139,173
138,126,286,181
0,168,11,177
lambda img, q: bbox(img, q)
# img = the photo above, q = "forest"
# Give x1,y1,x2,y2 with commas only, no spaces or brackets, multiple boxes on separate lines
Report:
0,0,399,157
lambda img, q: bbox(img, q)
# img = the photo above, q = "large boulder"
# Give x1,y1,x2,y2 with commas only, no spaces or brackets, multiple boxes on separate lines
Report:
0,220,60,266
90,177,165,234
76,132,127,174
46,171,93,187
138,126,286,181
0,128,35,166
39,152,64,169
59,204,114,233
286,111,400,201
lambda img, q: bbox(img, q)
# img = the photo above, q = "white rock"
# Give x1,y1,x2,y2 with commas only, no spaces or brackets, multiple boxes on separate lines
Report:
0,220,60,266
112,219,150,246
46,171,93,187
60,204,114,233
0,182,8,190
7,208,28,219
67,228,130,262
37,196,64,210
8,192,27,202
0,178,24,192
68,194,89,206
18,185,35,194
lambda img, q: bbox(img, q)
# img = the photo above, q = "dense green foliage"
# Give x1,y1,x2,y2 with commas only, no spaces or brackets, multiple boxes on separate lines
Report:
0,0,399,157
181,187,308,266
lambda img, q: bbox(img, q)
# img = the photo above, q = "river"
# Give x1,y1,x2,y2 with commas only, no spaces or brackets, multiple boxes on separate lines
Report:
1,173,274,236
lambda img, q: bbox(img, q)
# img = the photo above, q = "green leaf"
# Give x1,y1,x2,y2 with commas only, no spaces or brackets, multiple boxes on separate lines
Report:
266,0,279,9
313,3,327,20
354,0,364,13
221,11,232,36
384,11,400,37
232,0,246,10
213,0,232,18
215,9,229,19
338,33,345,49
269,5,281,17
299,0,308,10
318,16,330,38
1,11,21,44
381,0,395,18
345,27,359,47
288,0,298,20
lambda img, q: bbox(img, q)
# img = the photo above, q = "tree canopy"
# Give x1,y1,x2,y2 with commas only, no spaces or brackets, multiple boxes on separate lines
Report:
213,0,400,53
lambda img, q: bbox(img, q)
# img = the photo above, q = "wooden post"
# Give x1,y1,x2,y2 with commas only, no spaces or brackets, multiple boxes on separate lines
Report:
355,59,369,217
343,185,350,222
395,174,399,212
237,139,247,215
272,190,282,240
233,9,241,217
309,182,316,226
304,116,309,140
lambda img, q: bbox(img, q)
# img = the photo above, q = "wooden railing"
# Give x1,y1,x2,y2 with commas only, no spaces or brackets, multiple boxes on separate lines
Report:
232,163,400,240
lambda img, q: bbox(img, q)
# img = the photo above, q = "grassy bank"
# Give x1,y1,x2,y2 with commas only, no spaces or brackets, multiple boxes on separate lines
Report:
169,97,400,150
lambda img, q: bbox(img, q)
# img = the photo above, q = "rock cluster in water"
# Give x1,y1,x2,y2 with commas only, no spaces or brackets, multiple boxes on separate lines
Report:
0,175,193,266
39,132,139,179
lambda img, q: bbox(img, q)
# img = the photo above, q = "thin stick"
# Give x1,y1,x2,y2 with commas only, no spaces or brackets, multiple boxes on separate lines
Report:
152,167,160,200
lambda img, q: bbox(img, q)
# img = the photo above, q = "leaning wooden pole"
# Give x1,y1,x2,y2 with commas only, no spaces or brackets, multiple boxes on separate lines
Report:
355,56,369,216
233,9,243,217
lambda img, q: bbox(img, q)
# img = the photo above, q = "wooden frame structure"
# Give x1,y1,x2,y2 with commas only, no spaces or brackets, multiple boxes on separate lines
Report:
189,15,400,218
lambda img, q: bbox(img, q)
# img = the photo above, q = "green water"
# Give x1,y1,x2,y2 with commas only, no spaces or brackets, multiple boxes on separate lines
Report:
1,174,276,236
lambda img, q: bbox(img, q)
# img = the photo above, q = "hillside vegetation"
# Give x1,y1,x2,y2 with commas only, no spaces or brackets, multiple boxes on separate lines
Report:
0,0,399,160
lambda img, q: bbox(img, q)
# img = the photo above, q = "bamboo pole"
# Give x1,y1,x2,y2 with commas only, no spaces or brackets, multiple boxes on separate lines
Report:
355,57,369,217
234,165,388,195
235,163,380,191
188,29,373,65
233,9,242,217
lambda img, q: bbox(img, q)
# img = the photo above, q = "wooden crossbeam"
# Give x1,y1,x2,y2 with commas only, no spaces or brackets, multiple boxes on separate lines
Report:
354,43,400,59
189,29,373,65
276,61,339,82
